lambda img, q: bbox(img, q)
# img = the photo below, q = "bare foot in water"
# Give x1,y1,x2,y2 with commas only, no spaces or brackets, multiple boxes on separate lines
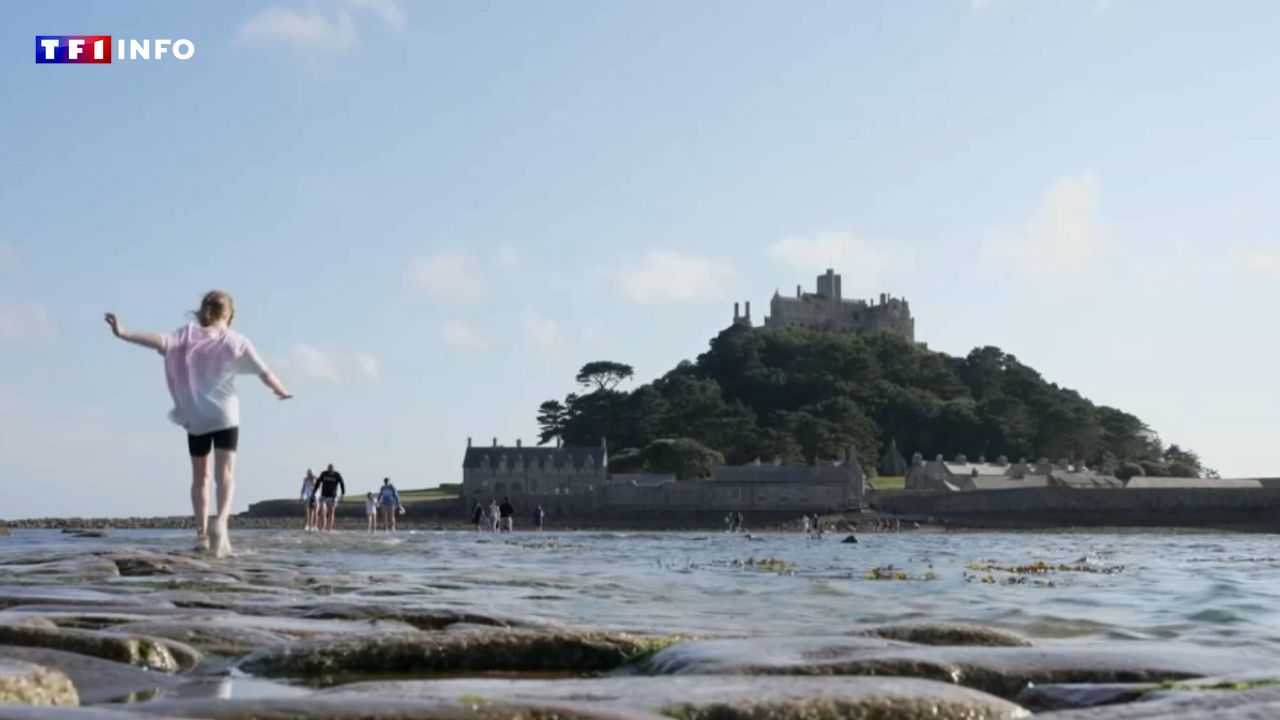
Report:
209,522,232,559
193,532,210,555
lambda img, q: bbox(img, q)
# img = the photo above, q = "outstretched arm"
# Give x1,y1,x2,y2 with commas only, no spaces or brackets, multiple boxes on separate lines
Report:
104,313,166,353
259,371,293,400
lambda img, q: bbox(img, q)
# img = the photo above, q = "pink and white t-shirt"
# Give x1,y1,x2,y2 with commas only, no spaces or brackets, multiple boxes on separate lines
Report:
160,323,269,436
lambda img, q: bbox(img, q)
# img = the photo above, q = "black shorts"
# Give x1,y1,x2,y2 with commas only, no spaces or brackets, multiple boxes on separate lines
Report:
187,427,239,457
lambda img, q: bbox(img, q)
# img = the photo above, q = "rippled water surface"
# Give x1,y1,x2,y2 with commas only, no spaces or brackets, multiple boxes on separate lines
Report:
6,528,1280,656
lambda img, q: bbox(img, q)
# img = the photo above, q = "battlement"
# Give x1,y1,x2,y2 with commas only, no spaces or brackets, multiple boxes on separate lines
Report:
732,268,915,341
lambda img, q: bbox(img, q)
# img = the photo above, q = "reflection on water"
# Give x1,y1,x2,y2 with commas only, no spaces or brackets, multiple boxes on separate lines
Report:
6,528,1280,656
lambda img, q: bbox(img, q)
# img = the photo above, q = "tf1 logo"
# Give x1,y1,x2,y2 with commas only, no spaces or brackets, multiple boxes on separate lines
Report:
35,36,196,64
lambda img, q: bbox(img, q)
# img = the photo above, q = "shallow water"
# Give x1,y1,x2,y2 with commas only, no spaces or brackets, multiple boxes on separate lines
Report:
6,527,1280,656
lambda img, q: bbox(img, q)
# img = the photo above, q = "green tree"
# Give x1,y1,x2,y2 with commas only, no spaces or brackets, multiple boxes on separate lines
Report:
640,438,724,480
535,400,568,446
575,361,635,392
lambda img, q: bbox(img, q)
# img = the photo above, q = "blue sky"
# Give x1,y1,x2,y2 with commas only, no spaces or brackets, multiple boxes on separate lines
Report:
3,1,1279,518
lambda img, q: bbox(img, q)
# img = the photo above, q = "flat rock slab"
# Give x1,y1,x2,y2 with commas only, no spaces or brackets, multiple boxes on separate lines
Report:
0,587,148,610
298,603,524,630
0,659,78,706
643,637,1268,698
240,628,670,680
125,697,670,720
326,675,1032,720
0,710,190,720
1036,684,1280,718
0,645,182,704
0,624,200,672
858,623,1032,647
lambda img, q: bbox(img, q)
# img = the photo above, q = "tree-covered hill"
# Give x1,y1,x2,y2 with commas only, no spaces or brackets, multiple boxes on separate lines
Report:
536,325,1202,478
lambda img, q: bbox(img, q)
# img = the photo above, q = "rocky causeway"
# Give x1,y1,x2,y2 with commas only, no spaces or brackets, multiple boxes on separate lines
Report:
0,527,1278,718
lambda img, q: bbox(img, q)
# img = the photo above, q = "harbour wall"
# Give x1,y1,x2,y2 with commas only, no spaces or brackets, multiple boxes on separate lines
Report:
869,487,1280,530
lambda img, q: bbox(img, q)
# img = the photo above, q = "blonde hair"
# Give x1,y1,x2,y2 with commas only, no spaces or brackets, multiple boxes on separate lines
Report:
195,290,234,327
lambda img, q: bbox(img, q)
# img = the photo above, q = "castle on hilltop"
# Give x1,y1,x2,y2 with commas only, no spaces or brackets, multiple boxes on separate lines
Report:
732,268,915,341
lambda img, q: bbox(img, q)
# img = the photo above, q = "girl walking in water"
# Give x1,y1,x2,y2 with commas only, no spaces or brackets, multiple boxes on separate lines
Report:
105,291,292,557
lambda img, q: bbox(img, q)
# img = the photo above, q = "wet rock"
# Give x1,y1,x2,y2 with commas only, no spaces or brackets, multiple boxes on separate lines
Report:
643,638,1266,699
240,628,675,680
0,645,182,704
0,625,200,672
1035,683,1280,718
0,710,176,720
0,558,122,580
127,697,668,720
0,659,78,706
325,675,1032,720
0,587,148,610
103,621,289,657
299,603,523,630
860,623,1033,647
841,535,858,544
1016,683,1150,711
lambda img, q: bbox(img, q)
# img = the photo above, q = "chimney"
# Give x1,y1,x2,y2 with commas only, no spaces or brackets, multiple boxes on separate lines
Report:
467,437,472,448
796,284,802,298
492,438,498,448
734,302,740,320
516,439,522,448
744,301,751,319
880,293,887,304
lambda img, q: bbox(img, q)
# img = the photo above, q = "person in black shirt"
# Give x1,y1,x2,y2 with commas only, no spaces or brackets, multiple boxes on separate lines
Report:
471,502,483,532
498,496,515,532
312,464,345,532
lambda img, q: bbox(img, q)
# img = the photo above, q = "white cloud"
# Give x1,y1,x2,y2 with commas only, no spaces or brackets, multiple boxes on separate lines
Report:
981,173,1109,275
356,352,380,380
438,321,488,352
237,7,359,50
1229,243,1280,280
497,244,520,268
521,310,564,359
0,303,55,342
609,248,737,305
285,344,341,382
769,231,915,292
408,250,485,301
236,0,404,51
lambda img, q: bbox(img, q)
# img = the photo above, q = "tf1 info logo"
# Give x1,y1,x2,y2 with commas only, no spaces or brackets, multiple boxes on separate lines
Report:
35,36,195,64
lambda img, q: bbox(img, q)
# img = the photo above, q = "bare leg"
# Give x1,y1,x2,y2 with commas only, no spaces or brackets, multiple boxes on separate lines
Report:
210,449,236,558
190,455,210,552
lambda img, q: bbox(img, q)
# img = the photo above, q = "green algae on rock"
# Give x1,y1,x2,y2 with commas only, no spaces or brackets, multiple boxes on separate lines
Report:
0,659,78,706
240,628,680,680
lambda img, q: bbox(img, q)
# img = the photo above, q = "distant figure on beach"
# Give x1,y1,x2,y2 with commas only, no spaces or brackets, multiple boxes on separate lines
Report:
534,505,545,532
313,464,346,532
734,512,744,533
801,515,812,535
499,496,515,532
471,502,484,532
104,291,292,558
489,500,501,531
300,469,317,532
378,478,403,532
364,492,377,533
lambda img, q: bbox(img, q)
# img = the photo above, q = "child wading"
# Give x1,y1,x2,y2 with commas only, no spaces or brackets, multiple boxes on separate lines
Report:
105,291,292,557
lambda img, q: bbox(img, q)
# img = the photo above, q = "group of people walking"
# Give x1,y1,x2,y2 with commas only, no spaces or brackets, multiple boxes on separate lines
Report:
300,466,405,533
471,498,545,533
